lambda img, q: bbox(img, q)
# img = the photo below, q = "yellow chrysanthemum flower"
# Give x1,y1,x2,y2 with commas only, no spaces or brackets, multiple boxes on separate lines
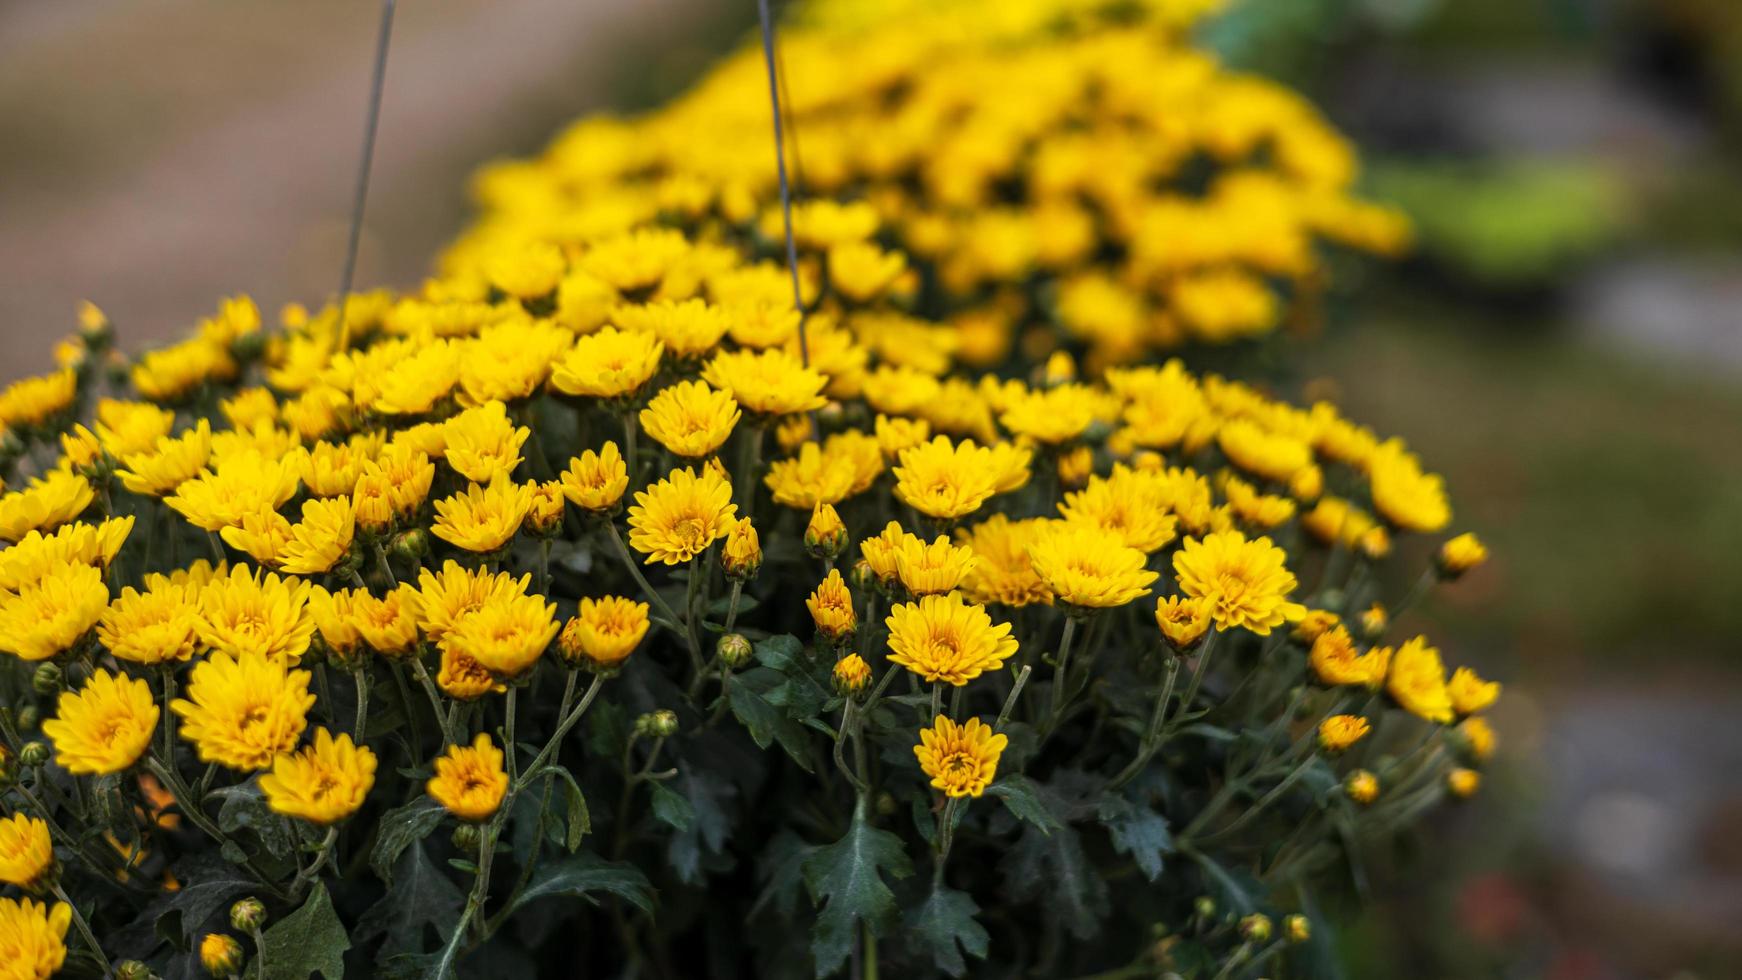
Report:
1172,530,1305,634
165,450,301,532
219,509,293,568
862,365,943,418
701,348,828,416
444,591,559,678
832,654,872,696
0,897,71,978
416,560,530,642
557,595,650,672
1459,716,1497,763
1058,471,1179,553
275,497,355,576
764,443,857,510
858,520,906,587
0,814,56,891
1155,595,1214,650
259,728,377,825
999,383,1096,445
0,471,94,543
807,569,857,643
1386,635,1454,724
351,583,422,657
305,585,362,655
614,298,732,360
0,516,132,593
893,532,976,597
1028,522,1158,609
41,669,159,775
886,592,1018,686
199,933,245,977
438,646,504,700
427,733,509,822
93,398,175,457
485,241,566,300
368,443,437,521
0,561,109,662
113,420,215,498
626,465,737,565
954,515,1053,608
1446,767,1481,799
560,442,629,512
1447,666,1500,717
915,715,1008,799
432,475,534,554
828,240,906,303
721,517,762,580
640,380,740,459
1317,714,1371,755
1217,418,1312,483
892,436,1003,521
0,369,77,429
443,401,531,484
1367,442,1450,533
873,414,931,460
195,565,314,661
171,650,316,771
220,387,280,431
1438,531,1488,578
1308,626,1389,688
550,326,664,400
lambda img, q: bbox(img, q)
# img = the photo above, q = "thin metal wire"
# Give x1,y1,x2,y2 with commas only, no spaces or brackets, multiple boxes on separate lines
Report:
756,0,809,369
336,0,398,351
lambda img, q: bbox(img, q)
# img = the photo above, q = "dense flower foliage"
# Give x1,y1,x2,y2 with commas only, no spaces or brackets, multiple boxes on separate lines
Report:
0,0,1498,977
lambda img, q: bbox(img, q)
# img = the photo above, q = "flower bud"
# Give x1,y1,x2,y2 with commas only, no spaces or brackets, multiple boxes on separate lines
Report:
0,745,15,789
527,482,566,537
1436,532,1487,580
1357,602,1387,641
199,934,245,977
1057,445,1093,490
18,741,49,769
874,791,898,818
78,301,113,347
390,528,430,563
1343,769,1380,806
832,654,872,698
716,633,753,670
1155,596,1212,652
1043,350,1077,386
722,518,762,581
804,503,848,561
1193,896,1216,920
1316,715,1371,756
1289,464,1323,503
115,960,159,980
30,663,63,696
1290,609,1339,645
1239,913,1272,944
230,897,267,933
1284,914,1310,943
634,710,679,739
451,823,482,854
849,558,876,593
1446,767,1481,799
15,705,39,732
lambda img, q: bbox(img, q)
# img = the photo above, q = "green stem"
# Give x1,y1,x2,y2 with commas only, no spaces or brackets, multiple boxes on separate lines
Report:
1045,616,1080,733
503,686,519,783
158,664,178,762
1198,754,1318,843
52,883,111,977
410,657,456,745
353,671,370,742
1107,654,1181,791
603,521,698,665
734,423,764,518
515,673,607,790
1169,628,1221,731
993,666,1032,733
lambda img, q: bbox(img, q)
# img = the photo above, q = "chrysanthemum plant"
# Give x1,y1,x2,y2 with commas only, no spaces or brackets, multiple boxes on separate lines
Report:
0,1,1499,978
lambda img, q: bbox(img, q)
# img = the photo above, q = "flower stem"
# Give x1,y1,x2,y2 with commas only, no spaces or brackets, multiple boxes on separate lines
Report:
410,657,456,745
993,666,1032,733
515,673,607,789
52,883,111,977
1045,616,1080,733
1169,628,1221,732
353,671,370,742
603,521,697,664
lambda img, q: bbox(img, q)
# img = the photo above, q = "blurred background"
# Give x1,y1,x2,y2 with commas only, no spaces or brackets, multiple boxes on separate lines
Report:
3,0,1738,976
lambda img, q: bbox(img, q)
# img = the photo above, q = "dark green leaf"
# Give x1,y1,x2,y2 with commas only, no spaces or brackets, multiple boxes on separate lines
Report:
353,843,463,960
752,633,804,670
666,768,735,884
506,853,656,916
369,797,447,886
211,782,294,860
260,883,349,980
987,775,1062,836
1191,851,1263,915
754,829,819,922
154,855,255,946
728,676,816,771
1001,823,1109,940
649,781,694,832
564,777,591,852
801,800,913,976
903,886,989,977
1097,794,1173,881
708,592,761,618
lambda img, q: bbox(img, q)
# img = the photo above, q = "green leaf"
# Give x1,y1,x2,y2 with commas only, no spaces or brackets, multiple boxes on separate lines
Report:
987,775,1062,836
754,829,818,921
146,854,255,946
260,883,350,980
565,778,592,852
1191,850,1263,915
752,633,804,669
649,780,695,832
369,797,447,886
1097,793,1173,881
666,768,735,884
903,886,989,977
211,782,295,860
353,843,464,961
506,853,656,917
801,800,913,977
1001,823,1109,940
728,674,816,771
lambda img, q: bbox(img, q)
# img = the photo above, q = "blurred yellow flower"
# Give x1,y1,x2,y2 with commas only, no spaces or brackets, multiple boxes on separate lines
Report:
0,897,70,978
0,815,55,891
1386,636,1454,724
0,471,94,542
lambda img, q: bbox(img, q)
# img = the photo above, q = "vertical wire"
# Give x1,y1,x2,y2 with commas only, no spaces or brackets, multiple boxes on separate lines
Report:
335,0,398,352
756,0,809,370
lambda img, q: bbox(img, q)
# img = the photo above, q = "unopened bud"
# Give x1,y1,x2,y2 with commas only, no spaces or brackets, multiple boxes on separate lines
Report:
1344,769,1380,806
1193,896,1217,920
849,558,876,593
115,961,158,980
229,897,267,933
451,823,482,854
1284,914,1310,943
18,741,50,769
804,503,848,561
15,705,39,732
832,654,872,698
1239,913,1272,944
30,663,63,695
634,710,678,739
1446,767,1481,799
716,633,753,670
722,518,762,581
390,528,429,563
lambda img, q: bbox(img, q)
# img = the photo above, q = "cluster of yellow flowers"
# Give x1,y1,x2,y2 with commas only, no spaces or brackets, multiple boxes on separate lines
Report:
0,0,1494,975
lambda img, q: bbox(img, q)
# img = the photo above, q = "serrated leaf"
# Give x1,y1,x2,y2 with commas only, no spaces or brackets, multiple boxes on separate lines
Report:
986,775,1061,835
754,829,819,921
564,778,591,852
801,800,913,977
261,883,349,980
1097,793,1173,881
649,781,694,832
666,768,735,884
353,843,463,961
903,886,989,977
728,676,815,771
369,797,447,886
506,853,656,917
138,854,254,948
752,633,804,669
1001,823,1109,940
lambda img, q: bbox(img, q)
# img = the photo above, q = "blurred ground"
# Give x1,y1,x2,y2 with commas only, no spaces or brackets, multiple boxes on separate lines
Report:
4,1,1741,978
0,0,744,376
